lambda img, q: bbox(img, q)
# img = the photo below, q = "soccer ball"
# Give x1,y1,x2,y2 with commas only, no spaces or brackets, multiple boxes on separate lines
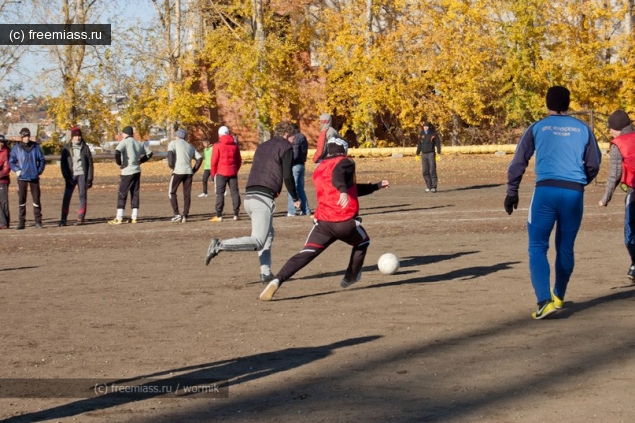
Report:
378,253,400,275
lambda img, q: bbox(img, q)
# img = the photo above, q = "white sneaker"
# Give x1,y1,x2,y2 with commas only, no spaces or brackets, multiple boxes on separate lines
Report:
198,193,208,198
171,214,182,222
233,215,239,221
259,279,280,301
181,216,187,223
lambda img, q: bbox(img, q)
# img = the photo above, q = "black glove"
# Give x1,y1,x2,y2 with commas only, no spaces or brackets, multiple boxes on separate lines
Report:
504,195,519,215
87,181,93,189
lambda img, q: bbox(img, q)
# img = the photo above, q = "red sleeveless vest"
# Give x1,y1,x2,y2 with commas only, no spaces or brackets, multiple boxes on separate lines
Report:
313,156,359,222
612,132,635,188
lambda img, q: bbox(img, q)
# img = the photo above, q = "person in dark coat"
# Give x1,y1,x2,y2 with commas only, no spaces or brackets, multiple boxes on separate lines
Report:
415,122,441,192
59,127,94,226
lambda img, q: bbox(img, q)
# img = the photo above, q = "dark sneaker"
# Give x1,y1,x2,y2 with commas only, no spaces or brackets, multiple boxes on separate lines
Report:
16,222,25,230
58,221,67,227
628,265,635,281
340,272,362,288
35,222,43,229
532,301,558,320
205,238,221,266
259,279,280,301
260,273,274,284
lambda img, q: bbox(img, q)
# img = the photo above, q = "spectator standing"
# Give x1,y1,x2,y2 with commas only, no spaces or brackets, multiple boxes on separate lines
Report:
415,122,441,192
198,138,212,198
108,126,153,225
209,126,242,222
9,127,46,229
287,124,312,217
505,86,601,320
0,135,10,229
59,126,94,226
205,121,300,283
312,113,338,164
167,128,203,223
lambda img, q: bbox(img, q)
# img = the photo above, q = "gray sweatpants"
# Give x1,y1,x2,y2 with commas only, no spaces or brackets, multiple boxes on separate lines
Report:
219,193,275,275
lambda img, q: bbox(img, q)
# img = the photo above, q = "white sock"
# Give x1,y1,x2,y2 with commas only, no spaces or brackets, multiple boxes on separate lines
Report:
116,209,124,219
132,208,138,219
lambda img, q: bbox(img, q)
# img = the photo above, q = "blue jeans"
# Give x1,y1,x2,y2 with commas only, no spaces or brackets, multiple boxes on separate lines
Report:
287,164,311,215
527,186,583,304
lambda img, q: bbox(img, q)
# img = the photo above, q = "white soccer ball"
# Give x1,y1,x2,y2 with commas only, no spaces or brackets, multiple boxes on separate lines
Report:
378,253,400,275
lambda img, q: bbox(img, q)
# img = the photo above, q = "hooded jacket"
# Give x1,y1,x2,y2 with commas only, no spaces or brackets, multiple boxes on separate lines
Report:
312,114,338,163
61,140,94,185
211,134,242,177
9,141,46,181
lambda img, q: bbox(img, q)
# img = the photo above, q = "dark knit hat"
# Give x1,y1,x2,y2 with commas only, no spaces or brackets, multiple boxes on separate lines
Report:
175,128,187,139
0,134,6,144
20,127,30,137
71,127,82,137
326,137,348,156
608,110,631,131
545,86,570,113
122,126,133,136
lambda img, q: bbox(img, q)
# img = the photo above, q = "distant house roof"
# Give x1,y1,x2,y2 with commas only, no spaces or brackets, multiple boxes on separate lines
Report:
6,123,39,141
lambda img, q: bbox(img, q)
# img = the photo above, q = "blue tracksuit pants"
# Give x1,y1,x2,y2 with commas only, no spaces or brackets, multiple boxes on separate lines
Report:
527,186,583,304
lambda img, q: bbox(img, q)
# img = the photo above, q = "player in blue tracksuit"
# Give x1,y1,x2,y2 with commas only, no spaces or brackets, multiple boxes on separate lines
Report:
505,86,601,320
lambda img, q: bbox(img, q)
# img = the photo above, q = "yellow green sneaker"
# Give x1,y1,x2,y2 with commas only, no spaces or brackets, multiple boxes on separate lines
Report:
551,289,564,309
532,301,558,320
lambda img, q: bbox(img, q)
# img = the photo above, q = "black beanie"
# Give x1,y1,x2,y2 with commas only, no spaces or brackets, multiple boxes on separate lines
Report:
546,86,570,113
608,110,631,131
122,126,133,136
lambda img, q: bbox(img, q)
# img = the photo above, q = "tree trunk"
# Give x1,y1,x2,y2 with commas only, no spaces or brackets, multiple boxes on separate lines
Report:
253,0,270,142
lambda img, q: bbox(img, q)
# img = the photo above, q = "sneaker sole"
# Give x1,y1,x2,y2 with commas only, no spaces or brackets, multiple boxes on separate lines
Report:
259,282,279,301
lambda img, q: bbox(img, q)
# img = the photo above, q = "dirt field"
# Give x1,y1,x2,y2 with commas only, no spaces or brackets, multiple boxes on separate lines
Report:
1,154,634,423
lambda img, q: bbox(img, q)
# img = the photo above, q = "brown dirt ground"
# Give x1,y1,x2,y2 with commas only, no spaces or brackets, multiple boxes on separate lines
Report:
0,154,633,423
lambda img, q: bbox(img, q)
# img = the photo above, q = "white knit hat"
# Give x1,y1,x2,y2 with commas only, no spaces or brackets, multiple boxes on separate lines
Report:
218,126,230,135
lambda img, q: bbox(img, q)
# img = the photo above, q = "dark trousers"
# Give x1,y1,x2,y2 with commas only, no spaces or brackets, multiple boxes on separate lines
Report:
169,173,193,217
201,169,211,194
0,184,9,228
117,173,141,210
421,152,438,189
276,218,370,285
215,174,241,217
17,179,42,224
61,175,87,222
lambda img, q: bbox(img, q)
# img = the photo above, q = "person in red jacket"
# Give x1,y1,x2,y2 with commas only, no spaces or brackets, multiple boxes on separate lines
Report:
599,110,635,280
0,135,10,229
210,126,242,221
311,113,338,163
260,137,389,301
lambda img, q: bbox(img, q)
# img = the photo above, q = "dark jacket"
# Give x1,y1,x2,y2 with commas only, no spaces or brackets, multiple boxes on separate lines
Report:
246,135,298,200
292,133,309,166
0,147,10,184
9,141,46,181
61,140,94,186
416,126,441,155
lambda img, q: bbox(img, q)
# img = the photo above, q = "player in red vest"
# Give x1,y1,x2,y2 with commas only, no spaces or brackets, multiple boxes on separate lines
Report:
259,137,389,301
599,110,635,280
